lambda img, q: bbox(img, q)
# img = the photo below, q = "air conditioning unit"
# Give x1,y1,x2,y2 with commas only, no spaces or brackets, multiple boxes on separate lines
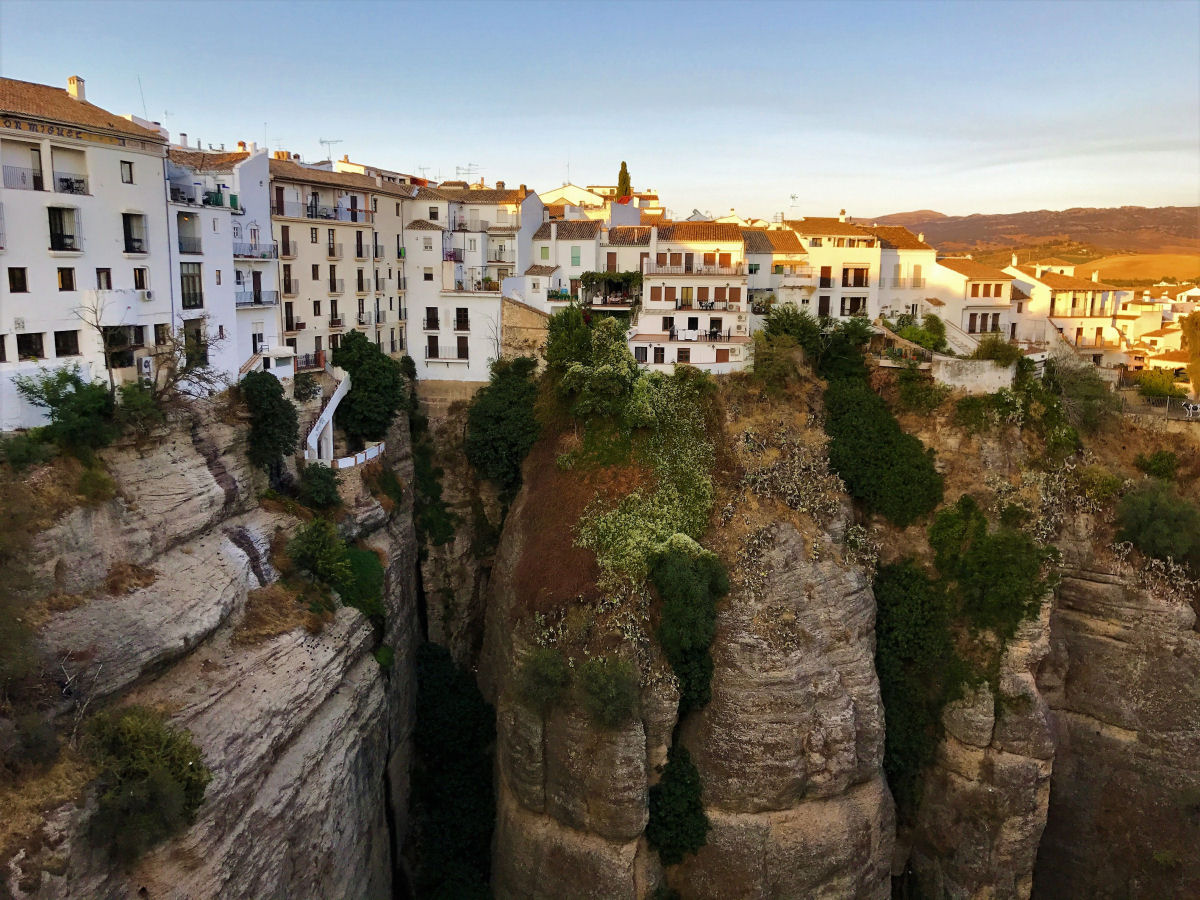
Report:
138,289,153,302
139,356,153,379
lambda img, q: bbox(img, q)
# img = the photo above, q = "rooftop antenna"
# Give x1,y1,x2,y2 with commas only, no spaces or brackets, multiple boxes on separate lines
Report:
136,74,148,119
318,138,343,162
456,163,480,182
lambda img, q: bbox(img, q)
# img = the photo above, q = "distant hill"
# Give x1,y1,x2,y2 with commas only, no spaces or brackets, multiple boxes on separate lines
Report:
855,206,1200,255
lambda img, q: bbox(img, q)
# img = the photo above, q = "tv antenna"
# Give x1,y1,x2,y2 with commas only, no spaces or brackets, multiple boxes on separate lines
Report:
318,137,343,162
456,163,480,181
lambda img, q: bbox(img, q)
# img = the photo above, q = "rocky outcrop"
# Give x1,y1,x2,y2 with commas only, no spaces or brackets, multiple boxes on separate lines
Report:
672,523,894,899
1033,516,1200,899
908,601,1055,899
5,410,419,900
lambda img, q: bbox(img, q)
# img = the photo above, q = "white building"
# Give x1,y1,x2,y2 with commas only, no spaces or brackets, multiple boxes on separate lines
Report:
924,257,1016,352
741,227,811,308
1,76,177,429
782,213,881,320
868,226,937,321
1004,261,1124,364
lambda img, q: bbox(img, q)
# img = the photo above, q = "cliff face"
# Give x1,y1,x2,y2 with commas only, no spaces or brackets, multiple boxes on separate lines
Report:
5,409,419,900
1033,515,1200,899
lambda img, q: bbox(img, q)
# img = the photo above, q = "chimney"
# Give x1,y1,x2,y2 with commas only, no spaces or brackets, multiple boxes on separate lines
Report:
343,154,350,162
1011,252,1018,266
918,232,925,243
838,208,847,223
519,184,526,193
180,132,188,147
1092,270,1099,282
650,225,659,258
1035,265,1046,278
67,76,85,102
542,208,550,223
550,222,557,242
496,180,505,190
237,141,247,151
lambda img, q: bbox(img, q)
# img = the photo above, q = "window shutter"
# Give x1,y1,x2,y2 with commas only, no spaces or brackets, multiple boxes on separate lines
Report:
651,285,662,302
665,286,676,302
729,287,740,302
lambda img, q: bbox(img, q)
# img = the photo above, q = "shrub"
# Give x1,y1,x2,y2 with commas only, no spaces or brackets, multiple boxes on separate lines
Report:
241,370,299,477
412,431,456,546
412,643,495,898
646,743,709,865
465,356,540,492
823,378,943,526
545,304,593,375
299,463,341,509
1075,465,1123,506
578,655,639,728
897,363,950,413
750,332,799,393
333,330,406,446
373,644,395,669
1117,481,1200,572
288,518,352,587
1047,358,1118,434
292,371,321,402
1134,449,1179,480
888,313,948,353
1135,368,1186,400
650,538,729,714
0,431,55,471
116,381,164,437
558,317,640,418
77,465,116,504
7,712,60,771
13,366,118,457
85,706,211,861
516,647,571,712
338,547,386,621
971,335,1024,366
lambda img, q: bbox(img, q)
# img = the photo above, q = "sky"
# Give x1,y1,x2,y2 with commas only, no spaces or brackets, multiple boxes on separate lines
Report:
2,0,1198,220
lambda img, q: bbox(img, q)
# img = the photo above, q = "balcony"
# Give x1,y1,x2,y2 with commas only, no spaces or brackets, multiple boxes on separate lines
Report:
356,312,373,327
397,307,407,321
282,279,299,298
1061,333,1122,349
234,241,278,259
451,219,490,232
284,319,307,334
425,344,469,361
911,277,926,289
354,245,369,260
355,281,369,295
329,315,345,329
53,172,89,195
423,317,439,331
270,200,372,223
178,235,203,254
373,245,385,259
295,350,325,371
487,251,516,265
203,190,239,210
1051,306,1109,319
375,309,387,324
674,299,741,312
841,279,871,289
891,277,907,288
667,327,735,342
326,243,343,259
279,240,298,259
50,234,80,252
124,237,147,254
819,278,835,288
181,290,204,310
454,316,470,331
444,248,463,262
328,278,345,294
3,165,44,191
643,263,745,276
235,290,280,307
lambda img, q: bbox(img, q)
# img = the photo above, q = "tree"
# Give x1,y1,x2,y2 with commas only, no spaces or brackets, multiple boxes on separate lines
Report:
545,304,593,375
13,365,118,456
646,744,709,865
465,357,541,492
1179,310,1200,398
240,370,298,480
148,316,230,404
617,161,632,199
333,331,405,446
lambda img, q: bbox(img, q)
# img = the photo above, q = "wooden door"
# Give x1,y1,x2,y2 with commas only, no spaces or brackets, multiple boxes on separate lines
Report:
252,270,262,301
607,252,617,272
715,348,730,363
684,253,694,273
274,186,284,213
818,296,830,316
718,252,731,267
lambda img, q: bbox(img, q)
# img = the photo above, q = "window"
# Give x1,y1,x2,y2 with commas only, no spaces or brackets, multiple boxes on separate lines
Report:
133,267,149,290
215,269,222,285
456,335,469,359
540,245,549,260
155,323,170,345
121,212,146,253
634,345,647,363
57,267,75,291
96,268,112,289
680,286,694,304
330,333,340,351
0,335,5,363
729,287,741,302
8,267,28,293
748,263,760,274
428,206,438,221
372,198,378,213
396,202,401,216
468,238,476,252
1016,302,1023,314
531,280,539,290
310,227,318,243
650,286,662,302
653,346,665,364
49,207,80,251
423,236,433,251
16,333,45,359
313,300,322,317
423,267,433,282
982,283,992,298
571,246,581,266
809,237,823,247
425,307,439,329
970,283,980,297
661,316,674,331
841,267,868,288
819,265,833,288
314,335,323,353
211,218,219,233
840,296,867,316
54,330,80,356
312,264,320,280
455,307,469,330
677,348,690,363
120,160,134,183
180,262,203,309
968,313,978,333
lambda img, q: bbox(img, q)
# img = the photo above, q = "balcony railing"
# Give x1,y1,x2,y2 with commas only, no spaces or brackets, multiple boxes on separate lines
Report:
327,243,343,259
354,245,369,260
233,241,278,259
271,200,372,223
124,237,147,254
50,234,80,251
284,319,307,333
3,166,44,191
235,290,280,307
454,316,470,331
397,307,407,321
841,279,871,288
451,219,490,232
329,315,345,329
1062,334,1121,349
487,252,516,265
911,277,926,288
891,277,907,288
356,312,373,327
373,245,385,259
667,327,734,342
444,248,463,262
425,344,469,360
328,279,345,294
53,172,89,194
424,317,439,330
295,351,325,371
356,281,369,294
282,280,298,297
178,235,203,254
819,278,835,288
279,240,297,258
181,291,205,310
674,299,740,311
375,309,387,324
643,263,745,276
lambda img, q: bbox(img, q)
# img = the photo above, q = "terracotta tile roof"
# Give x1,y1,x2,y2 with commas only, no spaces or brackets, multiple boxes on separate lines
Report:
524,264,558,277
924,297,945,307
764,229,805,253
429,187,530,205
1140,327,1180,338
405,219,444,231
168,148,250,172
865,225,933,251
1147,349,1190,364
543,203,566,219
270,157,380,193
532,219,602,241
659,221,744,243
0,77,165,141
783,217,871,237
606,226,653,246
640,209,667,224
740,229,774,254
1015,265,1118,292
938,258,1016,280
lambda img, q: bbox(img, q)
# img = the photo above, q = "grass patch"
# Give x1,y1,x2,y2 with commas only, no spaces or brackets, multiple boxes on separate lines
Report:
103,561,157,596
233,583,321,645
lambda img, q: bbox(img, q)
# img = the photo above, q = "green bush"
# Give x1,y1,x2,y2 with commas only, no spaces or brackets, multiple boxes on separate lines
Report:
558,317,640,418
897,363,950,413
299,463,341,509
1047,358,1118,434
971,335,1024,366
823,378,943,526
516,647,571,712
1117,481,1200,572
292,371,321,402
6,712,60,771
85,706,211,862
1135,368,1187,400
650,539,729,714
578,655,639,728
1134,449,1180,480
333,331,406,446
373,644,395,669
412,643,495,898
338,547,386,621
886,313,948,353
77,465,116,504
0,431,55,471
646,743,709,865
412,431,456,546
465,356,541,492
241,370,299,477
13,366,118,457
288,518,352,587
545,304,593,375
750,332,799,393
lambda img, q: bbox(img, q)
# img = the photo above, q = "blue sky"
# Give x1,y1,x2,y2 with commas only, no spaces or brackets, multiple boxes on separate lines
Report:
2,0,1197,219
